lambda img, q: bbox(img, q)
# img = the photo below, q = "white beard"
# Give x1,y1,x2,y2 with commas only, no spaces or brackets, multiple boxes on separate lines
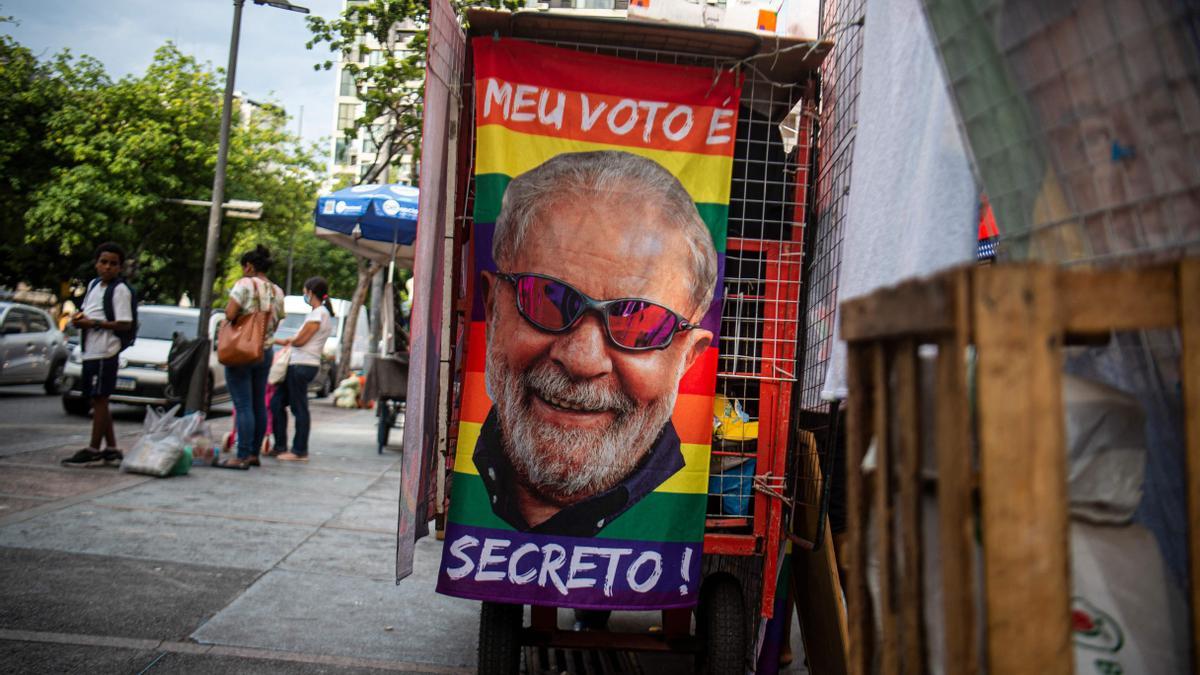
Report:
485,345,680,506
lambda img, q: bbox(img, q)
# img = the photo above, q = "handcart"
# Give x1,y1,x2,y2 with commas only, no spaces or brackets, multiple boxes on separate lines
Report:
405,4,834,672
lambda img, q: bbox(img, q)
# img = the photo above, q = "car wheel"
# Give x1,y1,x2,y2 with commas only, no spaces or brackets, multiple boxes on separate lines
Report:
315,371,332,398
62,395,91,417
44,359,66,395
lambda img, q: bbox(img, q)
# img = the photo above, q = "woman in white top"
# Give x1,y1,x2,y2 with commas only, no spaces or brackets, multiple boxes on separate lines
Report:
217,245,285,469
269,276,335,462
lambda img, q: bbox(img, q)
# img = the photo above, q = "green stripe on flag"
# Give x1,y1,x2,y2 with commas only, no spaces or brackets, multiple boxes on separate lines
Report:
473,173,727,253
474,173,510,224
449,472,707,543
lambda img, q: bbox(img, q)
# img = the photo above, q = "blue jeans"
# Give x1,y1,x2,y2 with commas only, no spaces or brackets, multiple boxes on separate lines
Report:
225,347,273,459
270,364,319,456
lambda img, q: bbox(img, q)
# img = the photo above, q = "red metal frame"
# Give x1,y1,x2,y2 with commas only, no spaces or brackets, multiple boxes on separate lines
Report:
700,94,814,617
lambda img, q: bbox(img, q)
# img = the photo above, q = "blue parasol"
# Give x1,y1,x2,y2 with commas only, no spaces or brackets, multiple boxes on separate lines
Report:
313,183,419,264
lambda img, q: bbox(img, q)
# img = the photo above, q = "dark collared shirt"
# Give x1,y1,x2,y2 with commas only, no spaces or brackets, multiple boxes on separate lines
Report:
472,409,685,537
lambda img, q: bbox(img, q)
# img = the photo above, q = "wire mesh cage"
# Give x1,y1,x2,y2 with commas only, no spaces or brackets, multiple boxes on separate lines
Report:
786,0,867,549
922,0,1200,264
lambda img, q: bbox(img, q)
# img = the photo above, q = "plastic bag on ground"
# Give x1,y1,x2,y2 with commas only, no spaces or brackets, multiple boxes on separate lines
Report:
121,405,206,477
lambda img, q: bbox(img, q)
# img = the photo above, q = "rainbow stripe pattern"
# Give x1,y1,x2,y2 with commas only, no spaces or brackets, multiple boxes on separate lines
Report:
436,38,740,610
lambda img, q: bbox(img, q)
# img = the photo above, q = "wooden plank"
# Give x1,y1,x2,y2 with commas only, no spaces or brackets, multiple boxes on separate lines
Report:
1060,264,1179,334
873,343,898,675
894,339,925,674
840,272,956,342
973,266,1072,675
791,519,850,675
1180,259,1200,664
935,269,978,675
844,342,872,675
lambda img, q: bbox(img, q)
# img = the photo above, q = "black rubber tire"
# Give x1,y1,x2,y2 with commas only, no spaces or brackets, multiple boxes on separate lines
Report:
700,578,746,675
477,601,522,675
62,395,91,416
44,359,66,395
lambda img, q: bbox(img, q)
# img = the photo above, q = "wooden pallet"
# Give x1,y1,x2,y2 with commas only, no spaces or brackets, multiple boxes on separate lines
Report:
838,260,1200,675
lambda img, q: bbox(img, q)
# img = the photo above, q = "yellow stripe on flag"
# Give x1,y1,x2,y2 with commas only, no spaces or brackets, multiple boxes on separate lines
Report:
475,124,732,206
454,421,710,495
455,421,482,475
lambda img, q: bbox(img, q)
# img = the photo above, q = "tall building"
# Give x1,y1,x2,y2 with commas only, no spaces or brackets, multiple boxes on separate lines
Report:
328,2,419,186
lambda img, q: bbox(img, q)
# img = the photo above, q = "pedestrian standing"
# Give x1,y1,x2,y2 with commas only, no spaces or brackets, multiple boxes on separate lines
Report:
269,277,335,462
216,245,284,469
62,242,138,467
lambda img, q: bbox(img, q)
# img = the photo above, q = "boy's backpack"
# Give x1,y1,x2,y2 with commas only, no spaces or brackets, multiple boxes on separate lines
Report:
84,277,139,351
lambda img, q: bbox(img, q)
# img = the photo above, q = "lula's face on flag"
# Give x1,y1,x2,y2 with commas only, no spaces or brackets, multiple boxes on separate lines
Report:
483,175,713,529
438,38,740,610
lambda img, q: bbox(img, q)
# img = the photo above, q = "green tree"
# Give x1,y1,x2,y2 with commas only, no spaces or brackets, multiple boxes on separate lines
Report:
0,33,87,295
1,38,327,310
306,0,515,378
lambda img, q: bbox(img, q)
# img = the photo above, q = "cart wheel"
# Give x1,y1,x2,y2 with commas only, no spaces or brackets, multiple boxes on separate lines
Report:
699,577,746,675
377,399,392,453
477,601,522,675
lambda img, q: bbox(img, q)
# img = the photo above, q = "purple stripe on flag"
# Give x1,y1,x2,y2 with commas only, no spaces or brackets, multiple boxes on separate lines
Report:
435,523,703,610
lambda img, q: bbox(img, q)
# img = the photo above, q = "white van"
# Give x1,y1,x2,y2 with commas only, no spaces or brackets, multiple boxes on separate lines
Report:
275,296,369,393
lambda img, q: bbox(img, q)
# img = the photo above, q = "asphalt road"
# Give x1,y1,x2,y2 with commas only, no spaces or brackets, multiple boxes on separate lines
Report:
0,385,233,460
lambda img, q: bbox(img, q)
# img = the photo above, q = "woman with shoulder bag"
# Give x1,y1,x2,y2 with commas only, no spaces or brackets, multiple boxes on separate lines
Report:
216,245,285,469
269,276,336,462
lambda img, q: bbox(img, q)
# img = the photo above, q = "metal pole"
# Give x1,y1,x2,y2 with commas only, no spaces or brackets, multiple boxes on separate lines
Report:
188,0,245,412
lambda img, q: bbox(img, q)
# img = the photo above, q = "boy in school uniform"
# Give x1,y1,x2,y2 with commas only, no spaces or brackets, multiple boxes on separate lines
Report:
61,242,136,466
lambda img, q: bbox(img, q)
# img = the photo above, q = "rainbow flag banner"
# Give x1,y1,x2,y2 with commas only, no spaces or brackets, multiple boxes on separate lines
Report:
436,38,740,610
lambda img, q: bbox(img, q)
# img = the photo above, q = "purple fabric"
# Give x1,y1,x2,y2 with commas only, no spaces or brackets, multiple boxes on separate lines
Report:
436,523,703,610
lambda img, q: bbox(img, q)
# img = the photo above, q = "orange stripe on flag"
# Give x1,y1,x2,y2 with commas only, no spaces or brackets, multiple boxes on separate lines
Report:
474,79,737,157
672,393,714,445
460,370,493,424
462,371,712,445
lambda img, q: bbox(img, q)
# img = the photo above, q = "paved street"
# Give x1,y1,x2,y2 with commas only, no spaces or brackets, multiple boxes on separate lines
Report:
0,390,481,673
0,389,808,673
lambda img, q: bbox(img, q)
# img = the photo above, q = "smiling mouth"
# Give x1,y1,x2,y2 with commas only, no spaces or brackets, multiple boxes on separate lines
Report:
535,391,610,414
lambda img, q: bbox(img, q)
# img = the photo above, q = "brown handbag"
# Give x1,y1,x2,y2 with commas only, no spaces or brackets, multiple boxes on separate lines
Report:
217,280,270,366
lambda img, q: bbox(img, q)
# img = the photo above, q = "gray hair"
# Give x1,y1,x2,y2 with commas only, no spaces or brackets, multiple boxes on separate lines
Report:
492,150,718,317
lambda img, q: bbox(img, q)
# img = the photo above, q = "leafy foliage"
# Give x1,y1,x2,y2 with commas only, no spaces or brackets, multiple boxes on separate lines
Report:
0,34,355,308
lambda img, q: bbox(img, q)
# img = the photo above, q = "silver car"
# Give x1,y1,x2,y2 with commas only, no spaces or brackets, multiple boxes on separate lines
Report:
61,305,229,415
0,302,70,394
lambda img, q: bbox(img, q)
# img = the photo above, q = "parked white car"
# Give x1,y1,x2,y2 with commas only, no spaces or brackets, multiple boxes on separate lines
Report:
274,295,369,395
0,301,70,394
61,305,228,415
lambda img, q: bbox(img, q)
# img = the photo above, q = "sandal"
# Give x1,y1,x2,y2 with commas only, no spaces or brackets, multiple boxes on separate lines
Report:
276,452,309,463
213,457,250,470
246,456,261,467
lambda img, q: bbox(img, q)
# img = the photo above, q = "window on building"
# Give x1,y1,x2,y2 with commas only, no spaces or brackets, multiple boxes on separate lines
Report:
359,163,374,181
335,138,350,165
362,124,387,154
339,70,356,97
368,50,385,67
337,103,357,130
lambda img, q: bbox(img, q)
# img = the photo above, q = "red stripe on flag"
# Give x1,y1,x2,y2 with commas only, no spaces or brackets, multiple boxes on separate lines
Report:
466,321,487,373
473,38,740,109
678,347,718,395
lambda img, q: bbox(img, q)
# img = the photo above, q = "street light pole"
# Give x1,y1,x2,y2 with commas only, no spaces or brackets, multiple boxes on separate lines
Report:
187,0,309,413
187,0,246,413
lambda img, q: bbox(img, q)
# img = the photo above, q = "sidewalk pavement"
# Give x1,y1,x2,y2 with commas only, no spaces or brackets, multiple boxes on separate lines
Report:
0,402,480,673
0,402,810,674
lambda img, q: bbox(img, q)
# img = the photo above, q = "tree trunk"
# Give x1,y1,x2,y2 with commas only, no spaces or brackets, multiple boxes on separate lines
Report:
338,255,382,383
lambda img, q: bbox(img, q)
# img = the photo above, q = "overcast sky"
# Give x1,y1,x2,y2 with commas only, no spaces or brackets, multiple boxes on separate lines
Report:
4,0,346,150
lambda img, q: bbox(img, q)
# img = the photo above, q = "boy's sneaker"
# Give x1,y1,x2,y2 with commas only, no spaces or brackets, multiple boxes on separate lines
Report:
61,448,105,467
102,449,124,464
